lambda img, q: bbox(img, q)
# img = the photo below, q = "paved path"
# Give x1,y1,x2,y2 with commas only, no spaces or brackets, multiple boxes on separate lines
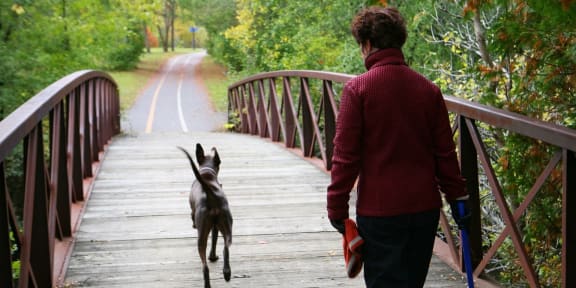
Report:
122,50,226,134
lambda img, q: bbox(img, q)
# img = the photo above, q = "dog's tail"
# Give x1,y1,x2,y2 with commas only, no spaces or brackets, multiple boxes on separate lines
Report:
177,146,210,191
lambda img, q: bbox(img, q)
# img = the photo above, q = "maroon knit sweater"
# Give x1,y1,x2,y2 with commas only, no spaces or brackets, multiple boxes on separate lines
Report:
327,48,467,220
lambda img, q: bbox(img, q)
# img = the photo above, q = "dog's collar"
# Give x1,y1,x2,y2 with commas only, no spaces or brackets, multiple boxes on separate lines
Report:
199,167,218,176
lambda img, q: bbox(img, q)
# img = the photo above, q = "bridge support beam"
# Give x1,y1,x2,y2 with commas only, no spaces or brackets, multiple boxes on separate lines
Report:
563,149,575,288
0,163,13,287
459,116,482,271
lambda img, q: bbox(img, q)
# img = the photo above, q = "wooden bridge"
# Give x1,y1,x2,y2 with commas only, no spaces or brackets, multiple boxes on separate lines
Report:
61,132,467,287
1,68,575,288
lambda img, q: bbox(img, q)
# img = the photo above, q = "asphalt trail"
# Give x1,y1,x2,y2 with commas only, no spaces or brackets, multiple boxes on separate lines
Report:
122,51,226,135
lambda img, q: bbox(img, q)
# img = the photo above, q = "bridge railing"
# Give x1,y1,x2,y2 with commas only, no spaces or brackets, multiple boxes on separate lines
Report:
228,70,575,288
0,70,120,287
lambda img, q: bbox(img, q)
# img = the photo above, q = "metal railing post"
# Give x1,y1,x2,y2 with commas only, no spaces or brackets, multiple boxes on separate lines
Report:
563,149,575,288
323,80,337,170
458,116,483,271
0,163,13,287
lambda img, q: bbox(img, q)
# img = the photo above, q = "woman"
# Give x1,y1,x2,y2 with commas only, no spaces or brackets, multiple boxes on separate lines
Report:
326,6,470,287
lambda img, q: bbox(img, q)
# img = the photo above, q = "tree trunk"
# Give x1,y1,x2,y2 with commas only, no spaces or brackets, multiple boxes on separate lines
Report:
170,6,175,52
62,0,70,51
164,23,169,52
157,25,167,52
473,10,499,94
143,23,151,53
163,0,170,52
473,11,492,67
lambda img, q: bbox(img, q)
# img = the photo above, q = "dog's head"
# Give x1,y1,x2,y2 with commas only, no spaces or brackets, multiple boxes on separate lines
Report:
195,143,221,174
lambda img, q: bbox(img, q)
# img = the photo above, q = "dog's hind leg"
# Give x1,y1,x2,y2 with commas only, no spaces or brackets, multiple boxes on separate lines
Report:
197,230,211,288
208,226,219,262
191,211,197,229
220,215,233,282
196,216,212,288
223,233,231,282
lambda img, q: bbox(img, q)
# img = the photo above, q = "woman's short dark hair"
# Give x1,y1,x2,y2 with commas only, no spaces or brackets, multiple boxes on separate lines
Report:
351,6,407,49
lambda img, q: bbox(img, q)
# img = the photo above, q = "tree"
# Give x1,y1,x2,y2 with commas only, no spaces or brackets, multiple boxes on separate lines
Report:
222,0,380,73
0,0,148,119
157,0,177,52
115,0,162,53
187,0,238,67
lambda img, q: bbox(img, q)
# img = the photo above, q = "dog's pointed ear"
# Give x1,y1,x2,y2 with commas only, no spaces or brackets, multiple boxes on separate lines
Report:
196,143,205,163
212,147,221,166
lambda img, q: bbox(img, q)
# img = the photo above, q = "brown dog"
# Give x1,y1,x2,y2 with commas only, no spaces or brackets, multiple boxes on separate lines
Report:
178,144,232,288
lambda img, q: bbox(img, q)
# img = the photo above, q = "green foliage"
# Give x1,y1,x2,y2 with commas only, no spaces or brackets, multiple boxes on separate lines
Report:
0,42,21,116
104,22,145,70
484,132,563,286
0,0,147,119
188,0,238,67
221,0,373,74
209,33,245,72
189,0,237,35
10,231,20,280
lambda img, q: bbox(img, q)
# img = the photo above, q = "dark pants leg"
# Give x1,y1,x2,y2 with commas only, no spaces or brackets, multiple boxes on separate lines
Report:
357,209,440,288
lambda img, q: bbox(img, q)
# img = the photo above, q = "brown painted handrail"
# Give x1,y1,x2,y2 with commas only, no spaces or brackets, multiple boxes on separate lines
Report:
0,70,120,287
228,70,576,288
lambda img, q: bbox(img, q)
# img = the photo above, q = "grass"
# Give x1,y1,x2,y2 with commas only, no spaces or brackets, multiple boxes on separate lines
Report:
195,56,235,112
108,48,233,113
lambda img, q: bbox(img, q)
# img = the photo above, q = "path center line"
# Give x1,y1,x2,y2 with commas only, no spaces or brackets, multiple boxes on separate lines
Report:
177,56,193,133
145,61,173,134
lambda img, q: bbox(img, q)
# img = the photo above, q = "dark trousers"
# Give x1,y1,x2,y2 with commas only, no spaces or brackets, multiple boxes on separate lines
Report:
357,209,440,288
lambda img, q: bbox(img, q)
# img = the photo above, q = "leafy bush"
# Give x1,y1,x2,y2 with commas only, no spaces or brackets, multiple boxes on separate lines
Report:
105,26,145,70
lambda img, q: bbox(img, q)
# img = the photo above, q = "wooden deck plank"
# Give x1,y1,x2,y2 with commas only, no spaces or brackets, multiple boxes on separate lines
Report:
63,132,468,287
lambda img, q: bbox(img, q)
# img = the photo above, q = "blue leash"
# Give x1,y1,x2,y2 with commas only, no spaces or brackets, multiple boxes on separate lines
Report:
458,201,475,288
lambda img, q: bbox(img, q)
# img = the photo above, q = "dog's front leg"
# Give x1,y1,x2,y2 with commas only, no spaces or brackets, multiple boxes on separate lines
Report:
209,226,219,262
